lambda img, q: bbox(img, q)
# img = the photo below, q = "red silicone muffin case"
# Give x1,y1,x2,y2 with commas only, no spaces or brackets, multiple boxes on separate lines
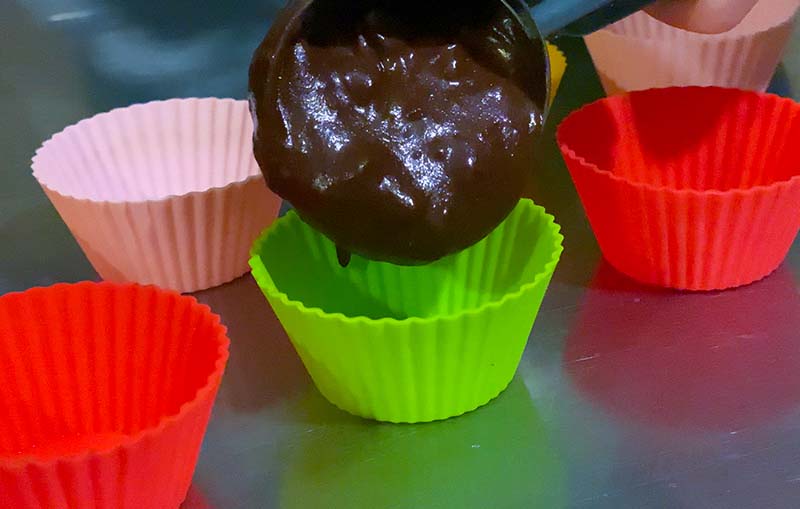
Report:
557,86,800,290
0,282,230,509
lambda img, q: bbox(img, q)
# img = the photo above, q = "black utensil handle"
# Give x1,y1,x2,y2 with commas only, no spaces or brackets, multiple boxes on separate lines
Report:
529,0,657,37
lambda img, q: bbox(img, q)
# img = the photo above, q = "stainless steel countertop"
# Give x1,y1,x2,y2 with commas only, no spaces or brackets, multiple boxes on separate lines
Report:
2,2,800,508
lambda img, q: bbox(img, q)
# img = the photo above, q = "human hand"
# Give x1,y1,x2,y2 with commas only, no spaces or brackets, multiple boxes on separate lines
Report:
645,0,760,33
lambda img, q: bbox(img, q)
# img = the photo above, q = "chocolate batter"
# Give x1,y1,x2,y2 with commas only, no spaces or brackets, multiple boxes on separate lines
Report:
250,0,547,265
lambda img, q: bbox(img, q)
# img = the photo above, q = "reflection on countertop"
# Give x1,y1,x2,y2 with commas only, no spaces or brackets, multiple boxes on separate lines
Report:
181,485,215,509
194,275,311,412
565,262,800,433
282,377,564,509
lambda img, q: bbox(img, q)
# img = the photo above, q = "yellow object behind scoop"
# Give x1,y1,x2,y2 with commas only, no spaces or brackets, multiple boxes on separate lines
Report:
547,42,567,105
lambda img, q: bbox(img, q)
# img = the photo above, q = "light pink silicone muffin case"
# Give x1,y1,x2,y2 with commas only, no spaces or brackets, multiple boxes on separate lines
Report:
32,98,281,293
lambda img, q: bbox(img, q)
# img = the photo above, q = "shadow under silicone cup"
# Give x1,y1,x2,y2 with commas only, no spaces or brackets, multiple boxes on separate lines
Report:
32,98,282,293
249,198,563,423
557,86,800,291
0,282,229,509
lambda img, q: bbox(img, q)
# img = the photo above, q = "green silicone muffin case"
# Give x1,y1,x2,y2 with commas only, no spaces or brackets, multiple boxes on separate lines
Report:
249,198,564,423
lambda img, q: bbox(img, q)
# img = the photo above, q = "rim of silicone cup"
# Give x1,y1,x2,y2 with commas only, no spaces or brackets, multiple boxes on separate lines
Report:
249,199,564,327
609,0,799,40
556,86,800,198
31,97,265,206
0,281,230,470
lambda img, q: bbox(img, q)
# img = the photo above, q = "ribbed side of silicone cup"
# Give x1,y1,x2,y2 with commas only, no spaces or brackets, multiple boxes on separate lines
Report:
547,42,567,105
250,199,563,423
0,282,230,509
32,98,281,293
557,87,800,291
42,179,280,293
584,0,798,94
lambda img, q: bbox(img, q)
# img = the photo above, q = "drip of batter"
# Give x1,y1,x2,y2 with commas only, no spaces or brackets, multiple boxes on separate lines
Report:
250,0,546,265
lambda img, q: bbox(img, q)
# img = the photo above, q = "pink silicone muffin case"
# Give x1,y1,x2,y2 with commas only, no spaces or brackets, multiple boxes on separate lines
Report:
32,98,282,293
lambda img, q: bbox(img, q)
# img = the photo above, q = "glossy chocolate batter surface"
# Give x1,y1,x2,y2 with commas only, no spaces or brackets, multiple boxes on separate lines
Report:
250,0,546,264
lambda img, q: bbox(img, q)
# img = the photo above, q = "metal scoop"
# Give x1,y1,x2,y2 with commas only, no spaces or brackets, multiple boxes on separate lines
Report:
529,0,658,38
504,0,657,115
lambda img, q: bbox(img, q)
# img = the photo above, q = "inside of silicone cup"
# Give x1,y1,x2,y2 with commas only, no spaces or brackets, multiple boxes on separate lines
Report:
562,88,800,191
256,201,557,320
0,285,222,459
33,98,261,202
614,0,796,37
731,0,800,35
